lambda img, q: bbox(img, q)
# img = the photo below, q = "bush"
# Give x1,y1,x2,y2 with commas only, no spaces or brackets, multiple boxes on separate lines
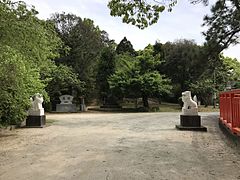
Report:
0,46,45,126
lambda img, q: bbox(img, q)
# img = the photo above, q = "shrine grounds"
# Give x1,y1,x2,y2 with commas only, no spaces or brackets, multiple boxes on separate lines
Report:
1,112,240,180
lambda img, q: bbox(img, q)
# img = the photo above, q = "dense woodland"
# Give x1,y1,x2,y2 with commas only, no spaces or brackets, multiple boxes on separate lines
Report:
0,0,240,126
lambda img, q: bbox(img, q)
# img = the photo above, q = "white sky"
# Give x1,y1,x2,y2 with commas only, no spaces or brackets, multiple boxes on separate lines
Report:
23,0,240,60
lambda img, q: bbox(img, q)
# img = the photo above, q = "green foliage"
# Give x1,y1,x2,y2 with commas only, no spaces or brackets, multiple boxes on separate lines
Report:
109,45,172,108
160,39,205,98
0,0,62,71
190,79,215,107
234,82,240,89
203,0,240,54
222,56,240,81
50,13,107,99
0,46,45,125
107,0,208,29
46,64,85,99
44,64,85,111
96,47,116,102
108,0,166,29
0,0,62,125
116,37,136,56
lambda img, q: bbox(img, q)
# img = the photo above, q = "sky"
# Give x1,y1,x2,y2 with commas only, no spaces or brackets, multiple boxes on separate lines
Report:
23,0,240,60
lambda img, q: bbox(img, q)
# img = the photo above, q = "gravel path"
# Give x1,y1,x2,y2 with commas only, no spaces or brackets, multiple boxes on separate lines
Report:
0,112,240,180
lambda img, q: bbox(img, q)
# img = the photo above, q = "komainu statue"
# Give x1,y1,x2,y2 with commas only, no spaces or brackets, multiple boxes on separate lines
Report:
30,93,44,110
181,91,198,115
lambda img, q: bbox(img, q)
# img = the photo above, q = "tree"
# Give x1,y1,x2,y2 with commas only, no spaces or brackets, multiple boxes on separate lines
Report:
108,0,208,29
109,45,172,109
0,0,62,125
222,56,240,81
116,37,136,56
159,39,206,100
190,79,215,107
189,55,240,106
96,47,116,104
46,64,85,110
0,46,44,126
0,0,62,72
203,0,240,55
50,13,108,100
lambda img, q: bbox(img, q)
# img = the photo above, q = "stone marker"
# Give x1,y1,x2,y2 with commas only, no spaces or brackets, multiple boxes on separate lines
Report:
26,93,46,127
80,96,86,111
176,91,207,131
56,95,77,112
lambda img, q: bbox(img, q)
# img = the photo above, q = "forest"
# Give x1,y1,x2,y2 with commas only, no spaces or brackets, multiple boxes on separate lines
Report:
0,0,239,126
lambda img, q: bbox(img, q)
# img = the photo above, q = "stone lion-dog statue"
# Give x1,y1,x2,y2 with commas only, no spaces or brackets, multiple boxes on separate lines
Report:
182,91,198,115
30,93,44,110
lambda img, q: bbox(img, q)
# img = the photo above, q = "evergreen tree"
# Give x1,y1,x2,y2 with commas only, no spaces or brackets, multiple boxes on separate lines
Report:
116,37,136,56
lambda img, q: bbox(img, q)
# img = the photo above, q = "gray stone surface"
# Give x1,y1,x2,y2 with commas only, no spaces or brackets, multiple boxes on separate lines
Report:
1,112,240,180
56,104,77,112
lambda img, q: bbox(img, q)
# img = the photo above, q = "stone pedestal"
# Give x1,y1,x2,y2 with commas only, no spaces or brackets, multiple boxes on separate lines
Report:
176,115,207,131
26,115,46,128
80,104,86,111
56,104,77,112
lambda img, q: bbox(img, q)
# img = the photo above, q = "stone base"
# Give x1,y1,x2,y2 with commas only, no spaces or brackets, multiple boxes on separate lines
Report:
176,115,207,131
80,104,87,111
176,125,207,131
26,115,46,128
56,104,77,112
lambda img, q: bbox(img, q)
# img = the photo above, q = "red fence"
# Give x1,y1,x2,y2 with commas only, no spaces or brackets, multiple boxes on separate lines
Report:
219,89,240,136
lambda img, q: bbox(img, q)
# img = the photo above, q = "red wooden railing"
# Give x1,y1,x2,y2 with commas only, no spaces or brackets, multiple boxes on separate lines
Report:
219,89,240,136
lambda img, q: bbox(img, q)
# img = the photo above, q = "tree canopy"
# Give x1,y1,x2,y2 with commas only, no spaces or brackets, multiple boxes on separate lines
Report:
108,0,208,29
0,0,62,125
116,37,136,56
50,13,111,100
109,45,172,108
203,0,240,54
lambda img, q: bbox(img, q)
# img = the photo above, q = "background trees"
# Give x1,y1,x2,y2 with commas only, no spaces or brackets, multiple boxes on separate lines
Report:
116,37,136,56
0,46,44,125
96,47,116,105
203,0,240,55
1,0,239,126
156,40,206,101
0,0,61,125
50,13,111,101
109,45,172,108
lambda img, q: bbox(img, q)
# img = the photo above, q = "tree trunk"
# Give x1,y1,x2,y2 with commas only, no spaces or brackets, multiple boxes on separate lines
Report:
142,94,149,108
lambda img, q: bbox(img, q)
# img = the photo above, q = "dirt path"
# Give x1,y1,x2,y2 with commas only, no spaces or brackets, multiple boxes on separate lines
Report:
0,112,240,180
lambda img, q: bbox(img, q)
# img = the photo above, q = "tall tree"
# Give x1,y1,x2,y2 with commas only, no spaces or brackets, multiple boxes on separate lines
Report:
203,0,240,55
109,45,171,109
96,47,116,104
116,37,136,56
0,0,62,125
160,39,205,99
50,13,107,100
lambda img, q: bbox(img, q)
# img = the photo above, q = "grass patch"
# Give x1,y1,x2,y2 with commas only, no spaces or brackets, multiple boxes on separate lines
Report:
89,101,219,113
198,106,219,112
158,103,181,112
46,119,57,126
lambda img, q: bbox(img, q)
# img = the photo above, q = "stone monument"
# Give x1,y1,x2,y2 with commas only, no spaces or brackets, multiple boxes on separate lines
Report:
56,95,77,112
80,96,87,111
26,93,46,127
176,91,207,131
